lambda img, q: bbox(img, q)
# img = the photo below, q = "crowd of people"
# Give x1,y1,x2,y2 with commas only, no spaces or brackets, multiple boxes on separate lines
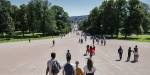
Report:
118,45,139,62
91,36,106,46
46,31,140,75
78,35,106,47
46,51,96,75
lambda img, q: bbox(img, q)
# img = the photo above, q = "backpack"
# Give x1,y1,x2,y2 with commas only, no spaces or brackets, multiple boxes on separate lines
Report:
64,63,74,75
51,61,60,74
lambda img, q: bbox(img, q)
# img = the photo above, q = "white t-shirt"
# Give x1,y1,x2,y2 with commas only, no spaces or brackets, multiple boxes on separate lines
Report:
83,65,96,74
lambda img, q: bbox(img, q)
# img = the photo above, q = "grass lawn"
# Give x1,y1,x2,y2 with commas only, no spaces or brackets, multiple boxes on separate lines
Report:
0,35,59,43
118,35,150,42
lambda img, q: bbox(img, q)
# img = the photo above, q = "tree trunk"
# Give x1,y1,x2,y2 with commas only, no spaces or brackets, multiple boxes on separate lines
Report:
22,31,25,37
32,32,35,38
124,33,127,39
111,34,113,38
2,32,5,38
116,29,119,38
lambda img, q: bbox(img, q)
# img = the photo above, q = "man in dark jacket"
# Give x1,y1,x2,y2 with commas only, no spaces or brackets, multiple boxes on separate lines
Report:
126,47,132,62
118,46,123,61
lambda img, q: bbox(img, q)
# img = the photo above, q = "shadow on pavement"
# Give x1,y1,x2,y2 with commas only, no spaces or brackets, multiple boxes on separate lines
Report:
115,59,121,61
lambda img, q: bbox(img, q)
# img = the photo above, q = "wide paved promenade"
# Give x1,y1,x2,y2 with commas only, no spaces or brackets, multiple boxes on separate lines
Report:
0,33,150,75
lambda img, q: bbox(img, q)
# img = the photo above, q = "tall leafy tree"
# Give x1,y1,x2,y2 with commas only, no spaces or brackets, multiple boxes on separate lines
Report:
101,0,116,37
0,0,15,37
10,5,19,31
122,0,145,38
17,4,28,37
41,0,57,35
79,0,150,39
0,0,71,38
140,2,150,33
51,5,71,34
86,7,100,35
115,0,127,37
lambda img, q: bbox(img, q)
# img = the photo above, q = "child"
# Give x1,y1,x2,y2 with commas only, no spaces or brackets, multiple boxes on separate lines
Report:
75,61,83,75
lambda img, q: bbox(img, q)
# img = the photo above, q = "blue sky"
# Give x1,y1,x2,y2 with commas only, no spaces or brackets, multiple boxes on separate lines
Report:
10,0,150,16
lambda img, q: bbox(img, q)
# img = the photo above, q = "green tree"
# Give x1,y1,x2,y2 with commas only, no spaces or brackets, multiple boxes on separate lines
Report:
140,2,150,33
0,0,15,37
51,5,71,34
86,7,100,35
115,0,127,37
122,0,145,38
101,0,116,37
26,0,42,36
41,0,57,35
5,14,15,38
17,4,28,37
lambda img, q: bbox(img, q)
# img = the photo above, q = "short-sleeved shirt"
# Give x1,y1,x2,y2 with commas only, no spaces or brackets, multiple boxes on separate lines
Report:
83,65,96,74
76,67,83,75
64,63,74,75
47,59,60,75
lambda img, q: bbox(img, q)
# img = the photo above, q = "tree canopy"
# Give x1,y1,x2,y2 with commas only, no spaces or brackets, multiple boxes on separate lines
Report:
79,0,150,38
0,0,71,38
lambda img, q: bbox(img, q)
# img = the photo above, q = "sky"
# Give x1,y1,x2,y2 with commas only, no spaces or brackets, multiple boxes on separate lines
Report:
10,0,150,16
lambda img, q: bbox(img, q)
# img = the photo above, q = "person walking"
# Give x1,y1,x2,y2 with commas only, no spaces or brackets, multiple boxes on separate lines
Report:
104,40,106,46
46,52,61,75
133,45,139,62
126,47,132,62
63,55,75,75
101,39,103,46
118,46,123,61
75,61,83,75
83,59,96,75
79,39,81,43
89,46,93,58
103,36,106,46
84,45,90,56
96,39,99,45
66,50,71,59
81,39,83,44
29,38,31,43
52,40,55,46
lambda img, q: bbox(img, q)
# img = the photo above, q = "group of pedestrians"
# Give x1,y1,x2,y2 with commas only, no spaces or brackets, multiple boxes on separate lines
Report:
84,45,96,58
79,33,87,44
46,32,140,75
78,33,107,47
118,45,139,62
91,36,106,46
46,51,96,75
